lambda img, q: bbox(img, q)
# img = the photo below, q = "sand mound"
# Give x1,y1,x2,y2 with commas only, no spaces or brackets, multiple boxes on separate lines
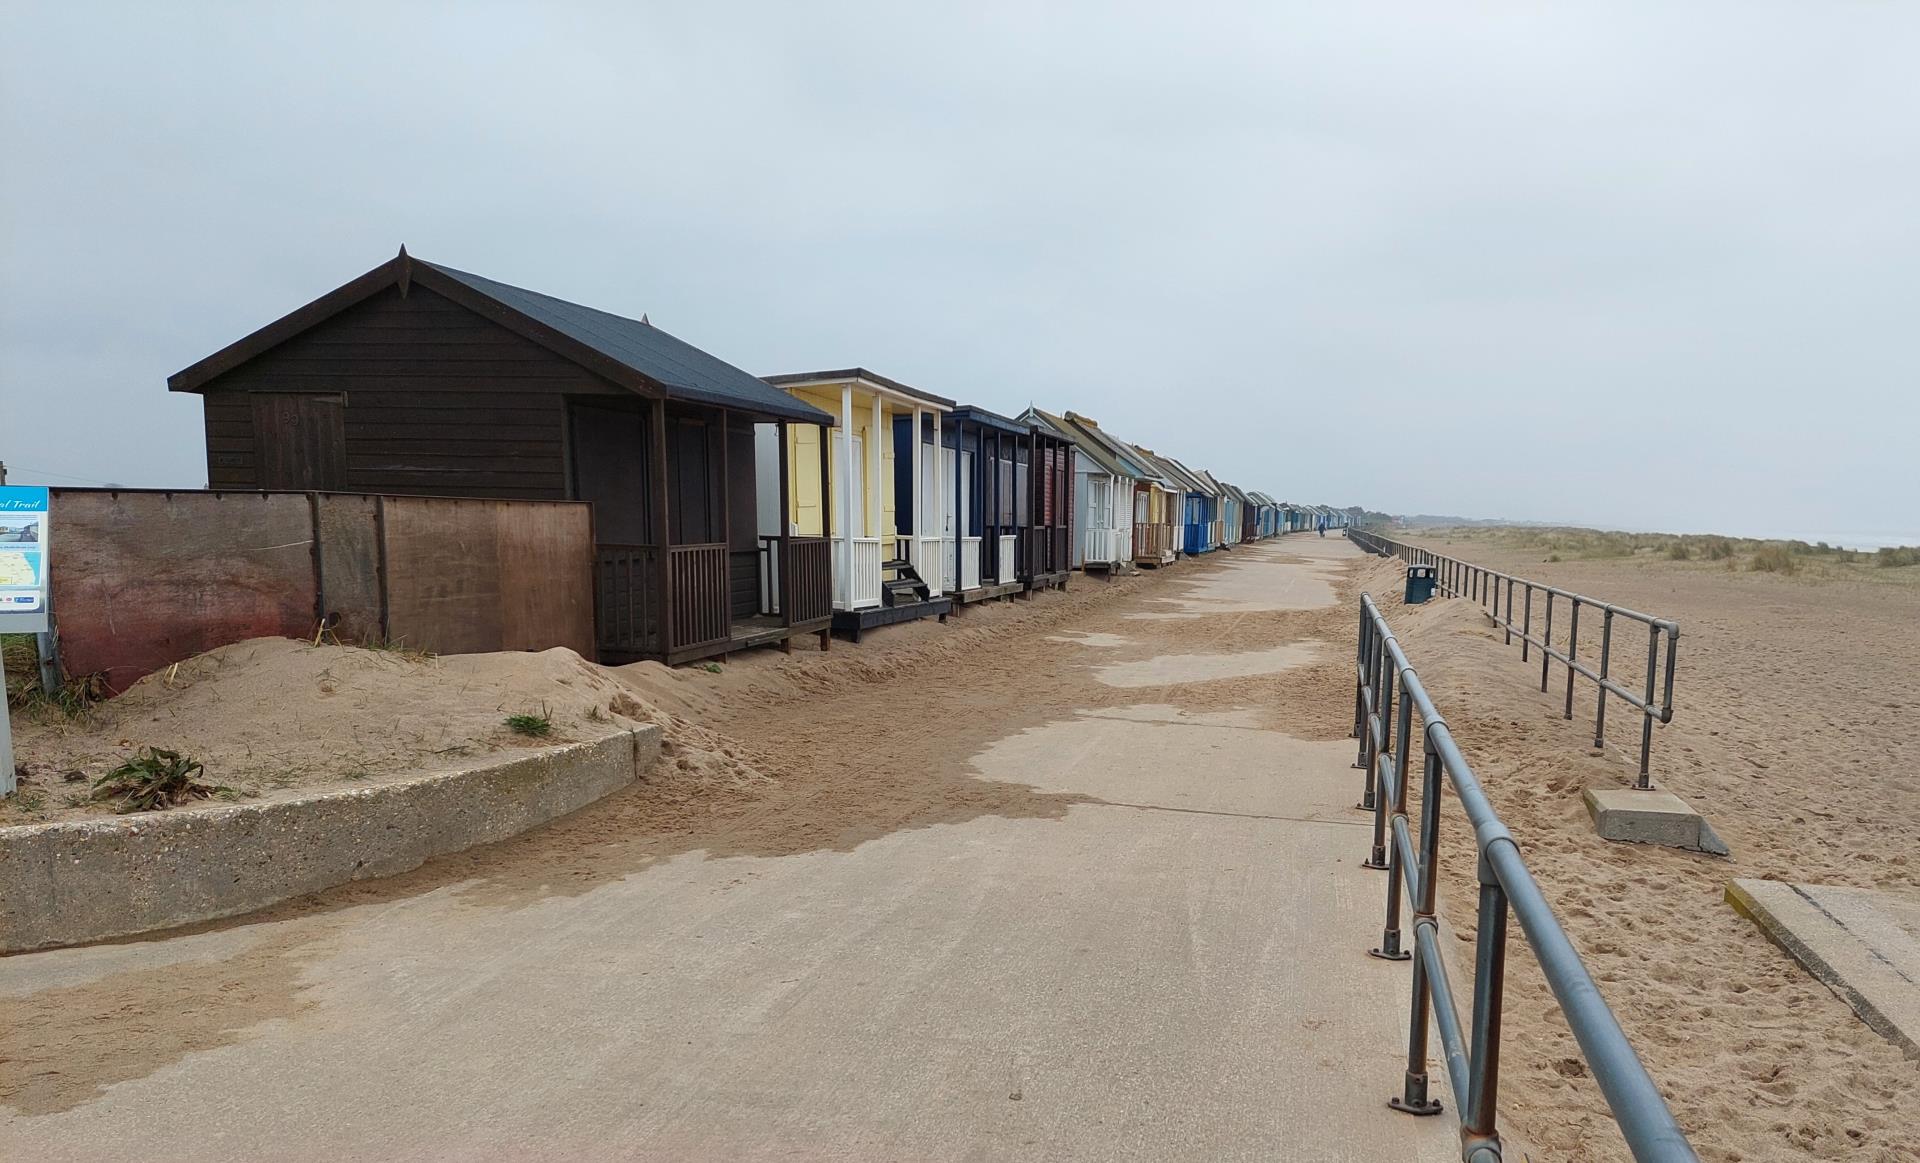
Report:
4,637,772,824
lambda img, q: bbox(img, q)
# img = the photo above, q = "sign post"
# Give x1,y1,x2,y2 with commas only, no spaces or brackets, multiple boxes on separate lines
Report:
0,485,52,797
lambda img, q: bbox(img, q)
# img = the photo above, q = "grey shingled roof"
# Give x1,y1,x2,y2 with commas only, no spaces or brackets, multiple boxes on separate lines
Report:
425,262,833,424
1031,408,1134,480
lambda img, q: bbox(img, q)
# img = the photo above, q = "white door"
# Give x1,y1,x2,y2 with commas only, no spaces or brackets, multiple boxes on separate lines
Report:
1087,476,1110,528
832,432,864,537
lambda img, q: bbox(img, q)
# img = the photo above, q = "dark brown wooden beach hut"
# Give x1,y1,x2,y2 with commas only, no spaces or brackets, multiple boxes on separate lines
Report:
169,248,837,665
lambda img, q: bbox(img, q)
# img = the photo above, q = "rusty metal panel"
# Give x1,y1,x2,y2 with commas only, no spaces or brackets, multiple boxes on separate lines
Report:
49,490,317,692
313,493,383,644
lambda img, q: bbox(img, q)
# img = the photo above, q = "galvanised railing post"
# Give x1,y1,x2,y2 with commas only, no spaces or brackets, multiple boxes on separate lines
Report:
1364,655,1396,868
1594,609,1614,748
1465,853,1511,1162
1354,608,1374,764
1357,625,1382,804
1503,578,1514,645
1540,593,1554,692
1392,729,1446,1115
1563,600,1581,721
1520,584,1532,662
1372,686,1416,957
1639,622,1660,788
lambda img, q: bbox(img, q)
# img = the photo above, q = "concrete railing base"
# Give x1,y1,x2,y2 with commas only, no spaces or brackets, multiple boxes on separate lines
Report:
1,726,660,954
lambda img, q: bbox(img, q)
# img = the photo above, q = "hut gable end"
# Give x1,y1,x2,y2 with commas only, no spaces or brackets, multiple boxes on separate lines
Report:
199,284,619,496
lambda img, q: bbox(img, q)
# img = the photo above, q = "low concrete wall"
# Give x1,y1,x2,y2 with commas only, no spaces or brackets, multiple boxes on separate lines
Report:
0,726,659,953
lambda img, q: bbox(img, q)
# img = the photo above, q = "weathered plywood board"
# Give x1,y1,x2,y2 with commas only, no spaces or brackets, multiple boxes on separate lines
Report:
493,501,595,657
50,490,317,691
380,497,506,656
381,497,592,659
313,493,383,643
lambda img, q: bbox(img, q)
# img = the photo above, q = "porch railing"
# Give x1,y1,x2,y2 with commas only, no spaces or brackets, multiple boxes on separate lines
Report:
913,534,947,596
1082,524,1110,565
784,535,833,625
997,533,1017,584
596,543,660,655
960,536,982,590
841,536,883,609
1347,529,1680,784
667,543,729,650
595,542,728,657
1353,593,1696,1162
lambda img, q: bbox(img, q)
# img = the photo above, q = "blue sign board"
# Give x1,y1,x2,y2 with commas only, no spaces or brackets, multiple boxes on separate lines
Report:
0,485,50,630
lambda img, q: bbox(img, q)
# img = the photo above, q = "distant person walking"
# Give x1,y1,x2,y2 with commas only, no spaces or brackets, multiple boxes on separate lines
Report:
1317,516,1326,537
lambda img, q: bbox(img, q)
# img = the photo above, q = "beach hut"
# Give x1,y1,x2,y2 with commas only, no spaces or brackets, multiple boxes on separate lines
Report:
170,248,838,666
1024,407,1141,575
1056,411,1179,571
1231,485,1259,543
1254,493,1281,537
932,404,1030,605
760,369,955,642
1025,417,1077,592
1119,444,1183,566
1158,457,1217,555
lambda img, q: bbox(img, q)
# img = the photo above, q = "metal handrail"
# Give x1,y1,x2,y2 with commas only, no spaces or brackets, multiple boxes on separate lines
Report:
1353,593,1696,1162
1348,529,1679,785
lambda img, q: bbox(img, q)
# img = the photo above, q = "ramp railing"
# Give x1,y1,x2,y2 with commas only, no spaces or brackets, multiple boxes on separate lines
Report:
1354,593,1696,1162
1347,529,1678,785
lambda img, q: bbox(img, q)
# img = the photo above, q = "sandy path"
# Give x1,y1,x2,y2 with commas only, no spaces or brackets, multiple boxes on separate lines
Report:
0,539,1459,1162
1357,536,1920,1162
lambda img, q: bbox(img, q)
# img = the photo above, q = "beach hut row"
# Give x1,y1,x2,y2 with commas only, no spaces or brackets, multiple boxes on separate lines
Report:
170,251,1349,665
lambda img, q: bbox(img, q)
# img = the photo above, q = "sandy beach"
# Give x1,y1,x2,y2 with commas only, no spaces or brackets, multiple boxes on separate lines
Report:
1359,530,1920,1161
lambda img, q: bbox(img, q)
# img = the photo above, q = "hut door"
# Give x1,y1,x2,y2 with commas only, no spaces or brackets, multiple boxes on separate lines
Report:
251,392,345,490
831,431,864,537
1087,477,1110,529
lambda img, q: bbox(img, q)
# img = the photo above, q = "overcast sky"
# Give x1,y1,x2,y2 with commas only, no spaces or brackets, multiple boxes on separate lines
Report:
3,3,1914,543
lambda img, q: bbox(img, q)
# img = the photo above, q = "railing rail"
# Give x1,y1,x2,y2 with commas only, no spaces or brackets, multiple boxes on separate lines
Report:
1347,529,1679,785
1354,593,1696,1162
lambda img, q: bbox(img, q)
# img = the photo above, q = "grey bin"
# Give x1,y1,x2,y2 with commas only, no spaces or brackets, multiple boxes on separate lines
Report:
1404,565,1437,605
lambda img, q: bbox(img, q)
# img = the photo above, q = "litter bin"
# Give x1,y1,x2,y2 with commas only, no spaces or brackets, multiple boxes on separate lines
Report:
1404,565,1437,605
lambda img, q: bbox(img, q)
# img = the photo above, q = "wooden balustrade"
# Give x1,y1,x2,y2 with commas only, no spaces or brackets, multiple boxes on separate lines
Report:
668,543,730,651
783,536,833,625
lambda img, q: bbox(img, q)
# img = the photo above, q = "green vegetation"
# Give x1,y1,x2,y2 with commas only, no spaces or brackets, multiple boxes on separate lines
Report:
504,708,553,737
91,747,226,813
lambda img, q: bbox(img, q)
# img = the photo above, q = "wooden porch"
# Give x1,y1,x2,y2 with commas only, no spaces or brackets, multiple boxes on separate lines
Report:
595,534,834,665
585,397,835,667
1132,520,1175,566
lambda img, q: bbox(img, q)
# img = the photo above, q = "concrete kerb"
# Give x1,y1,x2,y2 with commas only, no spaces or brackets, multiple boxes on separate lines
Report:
0,725,661,953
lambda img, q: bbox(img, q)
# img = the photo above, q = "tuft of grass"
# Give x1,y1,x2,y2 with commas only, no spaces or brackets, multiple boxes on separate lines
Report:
357,636,438,663
1749,544,1798,574
1666,542,1691,561
505,707,553,738
700,662,722,674
1876,546,1920,568
91,748,227,813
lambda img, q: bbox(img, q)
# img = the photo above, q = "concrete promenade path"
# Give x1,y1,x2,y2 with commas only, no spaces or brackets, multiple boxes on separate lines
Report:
0,537,1457,1162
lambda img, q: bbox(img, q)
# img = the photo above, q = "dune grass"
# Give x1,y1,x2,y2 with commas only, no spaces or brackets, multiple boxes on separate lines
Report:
1415,526,1920,586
